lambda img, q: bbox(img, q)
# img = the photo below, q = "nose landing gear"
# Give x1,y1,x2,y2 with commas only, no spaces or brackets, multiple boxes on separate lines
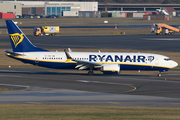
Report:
158,69,169,77
158,72,161,77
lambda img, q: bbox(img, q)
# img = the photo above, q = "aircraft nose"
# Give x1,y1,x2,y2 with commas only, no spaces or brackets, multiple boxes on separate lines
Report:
171,61,178,68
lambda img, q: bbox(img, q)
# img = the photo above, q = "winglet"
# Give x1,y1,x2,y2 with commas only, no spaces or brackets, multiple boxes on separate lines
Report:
64,49,72,62
68,48,72,52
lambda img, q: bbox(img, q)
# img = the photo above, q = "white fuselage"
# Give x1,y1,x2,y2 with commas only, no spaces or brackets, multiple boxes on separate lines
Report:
10,51,178,71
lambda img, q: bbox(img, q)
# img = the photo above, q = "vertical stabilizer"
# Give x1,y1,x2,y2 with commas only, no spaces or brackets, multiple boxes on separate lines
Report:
6,20,48,52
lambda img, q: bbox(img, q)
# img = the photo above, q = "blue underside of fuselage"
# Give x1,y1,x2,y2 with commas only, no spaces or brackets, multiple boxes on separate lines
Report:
9,56,169,71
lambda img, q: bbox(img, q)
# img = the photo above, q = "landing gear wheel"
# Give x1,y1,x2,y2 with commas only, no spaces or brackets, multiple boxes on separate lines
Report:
158,73,161,77
88,70,94,75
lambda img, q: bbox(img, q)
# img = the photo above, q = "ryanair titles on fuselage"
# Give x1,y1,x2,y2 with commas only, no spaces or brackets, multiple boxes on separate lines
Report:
89,55,155,63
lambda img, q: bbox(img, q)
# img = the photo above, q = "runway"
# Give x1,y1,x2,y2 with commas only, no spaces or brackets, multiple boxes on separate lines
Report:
0,68,180,107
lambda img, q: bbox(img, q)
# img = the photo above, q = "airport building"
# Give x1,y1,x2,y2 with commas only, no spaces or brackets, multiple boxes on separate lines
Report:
0,2,22,15
1,1,98,17
0,1,179,18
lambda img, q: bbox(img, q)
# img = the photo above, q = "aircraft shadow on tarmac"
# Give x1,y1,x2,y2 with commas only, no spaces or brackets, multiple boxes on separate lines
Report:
0,70,154,77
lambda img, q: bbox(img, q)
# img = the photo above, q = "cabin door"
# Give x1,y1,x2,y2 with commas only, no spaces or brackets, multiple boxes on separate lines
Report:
35,55,39,64
155,57,159,65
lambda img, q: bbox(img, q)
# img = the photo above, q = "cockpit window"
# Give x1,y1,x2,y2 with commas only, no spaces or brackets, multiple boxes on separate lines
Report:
164,58,171,61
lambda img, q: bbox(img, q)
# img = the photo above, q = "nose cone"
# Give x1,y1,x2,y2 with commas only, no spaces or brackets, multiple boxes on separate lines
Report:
171,61,178,68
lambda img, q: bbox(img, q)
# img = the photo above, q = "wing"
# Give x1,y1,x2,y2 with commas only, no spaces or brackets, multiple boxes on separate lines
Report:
64,49,102,70
73,59,102,70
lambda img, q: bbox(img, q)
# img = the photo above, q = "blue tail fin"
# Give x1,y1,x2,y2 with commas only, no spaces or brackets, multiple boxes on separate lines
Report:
6,20,48,52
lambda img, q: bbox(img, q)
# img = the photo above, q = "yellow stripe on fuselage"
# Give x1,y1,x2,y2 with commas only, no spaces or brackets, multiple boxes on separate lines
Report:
103,69,119,71
65,59,72,63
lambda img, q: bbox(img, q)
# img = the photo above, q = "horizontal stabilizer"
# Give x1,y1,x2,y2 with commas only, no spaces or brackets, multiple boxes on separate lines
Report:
5,50,23,56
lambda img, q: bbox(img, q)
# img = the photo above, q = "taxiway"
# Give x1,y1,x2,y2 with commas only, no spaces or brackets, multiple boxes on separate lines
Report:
0,68,180,107
1,35,180,52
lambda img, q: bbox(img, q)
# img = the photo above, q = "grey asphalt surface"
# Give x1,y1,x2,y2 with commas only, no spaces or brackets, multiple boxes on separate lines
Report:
0,25,151,29
0,68,180,107
0,24,179,29
1,35,180,106
1,35,180,52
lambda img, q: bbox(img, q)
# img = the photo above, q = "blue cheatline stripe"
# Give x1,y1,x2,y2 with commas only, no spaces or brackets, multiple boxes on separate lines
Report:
8,55,170,71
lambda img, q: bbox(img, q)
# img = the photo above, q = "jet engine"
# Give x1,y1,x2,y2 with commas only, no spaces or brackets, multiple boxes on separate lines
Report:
102,64,120,74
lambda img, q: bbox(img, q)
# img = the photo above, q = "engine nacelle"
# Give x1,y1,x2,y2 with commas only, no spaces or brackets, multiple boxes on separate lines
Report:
102,64,120,74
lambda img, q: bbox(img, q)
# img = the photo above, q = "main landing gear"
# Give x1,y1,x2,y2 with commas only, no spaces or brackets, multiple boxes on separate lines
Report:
88,69,94,75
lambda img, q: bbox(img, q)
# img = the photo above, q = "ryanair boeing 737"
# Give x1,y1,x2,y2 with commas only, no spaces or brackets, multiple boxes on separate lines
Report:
5,20,178,76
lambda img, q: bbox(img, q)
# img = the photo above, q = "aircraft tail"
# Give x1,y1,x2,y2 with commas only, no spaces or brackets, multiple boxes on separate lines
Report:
6,20,48,52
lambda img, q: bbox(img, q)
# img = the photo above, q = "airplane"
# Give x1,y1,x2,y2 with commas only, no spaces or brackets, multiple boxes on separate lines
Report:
5,20,178,77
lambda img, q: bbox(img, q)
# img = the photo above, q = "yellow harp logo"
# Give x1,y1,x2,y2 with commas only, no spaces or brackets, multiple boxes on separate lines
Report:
9,33,24,48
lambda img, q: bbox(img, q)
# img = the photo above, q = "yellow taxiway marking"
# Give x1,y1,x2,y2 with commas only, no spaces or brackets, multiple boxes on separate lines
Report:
121,85,137,93
77,80,137,93
8,73,137,94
